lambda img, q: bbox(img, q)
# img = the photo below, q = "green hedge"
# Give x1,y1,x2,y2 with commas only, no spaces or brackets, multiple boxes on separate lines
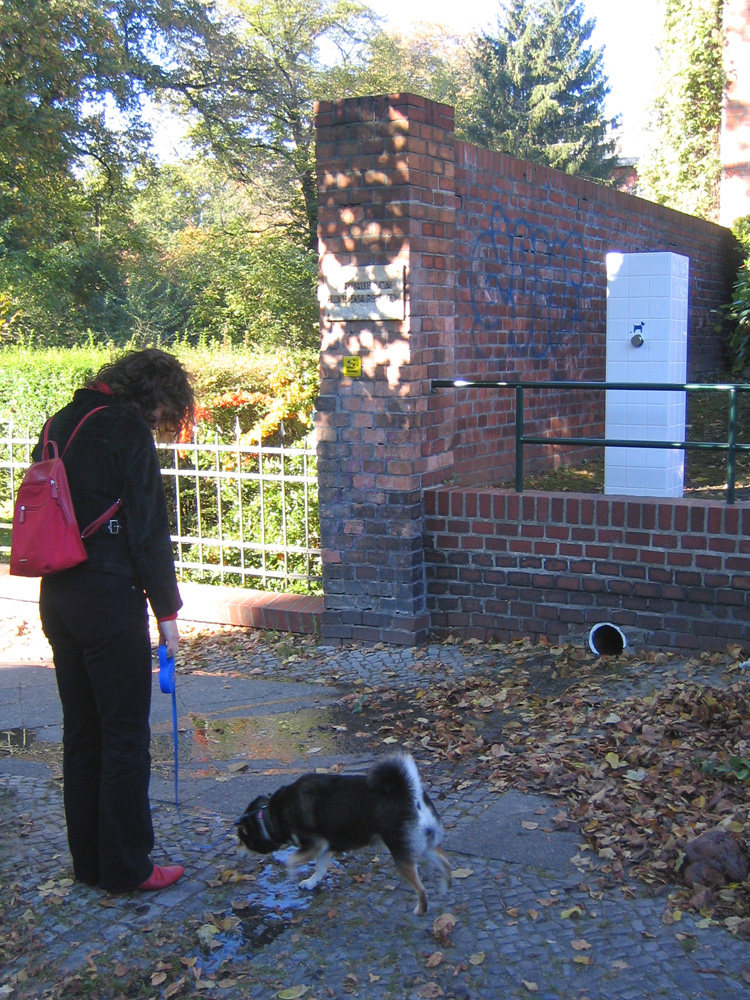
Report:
0,342,319,440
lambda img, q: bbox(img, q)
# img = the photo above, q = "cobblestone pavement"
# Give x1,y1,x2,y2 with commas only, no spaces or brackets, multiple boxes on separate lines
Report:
2,613,750,999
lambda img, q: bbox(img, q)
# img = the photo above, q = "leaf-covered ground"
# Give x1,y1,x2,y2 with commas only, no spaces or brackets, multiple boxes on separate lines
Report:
333,638,750,935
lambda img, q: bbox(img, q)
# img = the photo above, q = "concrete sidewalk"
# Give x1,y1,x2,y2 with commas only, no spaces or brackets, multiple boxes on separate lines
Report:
1,601,748,999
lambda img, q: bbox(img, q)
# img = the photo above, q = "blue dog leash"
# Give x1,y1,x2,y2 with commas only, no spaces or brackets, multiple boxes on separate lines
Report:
158,645,230,851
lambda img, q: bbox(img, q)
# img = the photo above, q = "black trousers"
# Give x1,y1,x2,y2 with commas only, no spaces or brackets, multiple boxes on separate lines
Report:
40,568,154,891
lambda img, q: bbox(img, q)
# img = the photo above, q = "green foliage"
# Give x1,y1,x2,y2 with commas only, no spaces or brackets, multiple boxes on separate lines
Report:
0,157,319,350
163,228,319,350
731,215,750,254
174,0,378,249
0,342,319,440
638,0,724,221
463,0,618,180
725,264,750,374
354,24,472,110
0,0,218,254
723,217,750,375
0,343,108,425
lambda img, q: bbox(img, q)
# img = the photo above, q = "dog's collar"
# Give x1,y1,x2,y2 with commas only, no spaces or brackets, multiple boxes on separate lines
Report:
255,804,281,850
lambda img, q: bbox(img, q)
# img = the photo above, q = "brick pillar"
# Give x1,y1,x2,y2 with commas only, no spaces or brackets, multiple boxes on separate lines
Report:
314,94,457,645
721,0,750,225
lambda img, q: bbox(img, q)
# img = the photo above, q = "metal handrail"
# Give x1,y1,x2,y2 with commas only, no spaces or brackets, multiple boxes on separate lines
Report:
431,379,750,504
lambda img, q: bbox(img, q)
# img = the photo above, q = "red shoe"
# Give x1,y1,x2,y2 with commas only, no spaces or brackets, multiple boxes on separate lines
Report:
138,864,185,890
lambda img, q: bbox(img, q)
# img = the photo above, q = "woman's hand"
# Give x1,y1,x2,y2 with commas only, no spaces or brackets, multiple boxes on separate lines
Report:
158,619,180,658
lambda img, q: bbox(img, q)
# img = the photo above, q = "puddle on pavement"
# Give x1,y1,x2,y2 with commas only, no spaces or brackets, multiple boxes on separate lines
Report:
197,851,313,972
0,727,37,754
2,707,372,769
152,707,364,765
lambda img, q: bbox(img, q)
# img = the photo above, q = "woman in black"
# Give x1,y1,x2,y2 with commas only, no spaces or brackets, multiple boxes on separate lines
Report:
36,349,194,892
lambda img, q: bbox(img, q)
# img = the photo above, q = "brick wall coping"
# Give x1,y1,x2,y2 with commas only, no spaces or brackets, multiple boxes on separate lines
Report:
0,566,322,635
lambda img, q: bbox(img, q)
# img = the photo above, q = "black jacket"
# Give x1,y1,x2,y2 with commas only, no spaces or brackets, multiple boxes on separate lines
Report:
33,387,182,620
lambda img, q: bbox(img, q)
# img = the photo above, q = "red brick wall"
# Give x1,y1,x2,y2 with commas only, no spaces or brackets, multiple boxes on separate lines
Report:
449,144,741,486
315,94,456,644
424,488,750,650
315,93,744,647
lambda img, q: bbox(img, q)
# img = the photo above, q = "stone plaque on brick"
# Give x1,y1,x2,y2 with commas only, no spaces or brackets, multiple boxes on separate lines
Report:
319,263,405,320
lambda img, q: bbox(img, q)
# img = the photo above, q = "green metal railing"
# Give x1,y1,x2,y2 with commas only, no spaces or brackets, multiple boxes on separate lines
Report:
432,380,750,504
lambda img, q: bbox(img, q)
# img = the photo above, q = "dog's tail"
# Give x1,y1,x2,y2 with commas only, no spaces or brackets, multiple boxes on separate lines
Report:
367,753,423,802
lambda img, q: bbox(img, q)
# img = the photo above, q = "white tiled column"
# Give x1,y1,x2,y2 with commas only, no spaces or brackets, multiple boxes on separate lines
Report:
604,252,689,497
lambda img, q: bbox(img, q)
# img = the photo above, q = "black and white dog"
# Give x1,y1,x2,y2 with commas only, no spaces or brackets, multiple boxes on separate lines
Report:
235,754,451,915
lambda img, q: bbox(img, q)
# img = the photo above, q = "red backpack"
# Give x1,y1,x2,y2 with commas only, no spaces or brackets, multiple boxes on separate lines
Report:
10,407,121,577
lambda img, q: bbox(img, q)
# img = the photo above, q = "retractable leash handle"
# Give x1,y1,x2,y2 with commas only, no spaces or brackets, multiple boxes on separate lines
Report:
158,644,176,694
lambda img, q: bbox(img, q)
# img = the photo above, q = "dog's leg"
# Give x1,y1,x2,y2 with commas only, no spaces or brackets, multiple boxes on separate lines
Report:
425,846,452,894
286,841,331,891
395,860,428,916
299,849,332,890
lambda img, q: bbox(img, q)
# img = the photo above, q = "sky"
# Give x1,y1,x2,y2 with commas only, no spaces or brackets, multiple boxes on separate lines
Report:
373,0,663,157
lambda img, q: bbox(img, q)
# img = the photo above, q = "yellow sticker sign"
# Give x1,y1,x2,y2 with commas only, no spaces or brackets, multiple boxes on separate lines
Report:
342,356,362,377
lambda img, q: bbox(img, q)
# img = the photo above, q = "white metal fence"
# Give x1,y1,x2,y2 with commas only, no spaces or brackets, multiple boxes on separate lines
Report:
0,420,322,593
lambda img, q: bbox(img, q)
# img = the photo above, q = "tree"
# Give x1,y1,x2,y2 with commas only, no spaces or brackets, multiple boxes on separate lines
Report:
129,163,319,349
0,0,227,344
464,0,618,180
354,23,472,112
0,0,218,252
170,0,377,249
638,0,724,221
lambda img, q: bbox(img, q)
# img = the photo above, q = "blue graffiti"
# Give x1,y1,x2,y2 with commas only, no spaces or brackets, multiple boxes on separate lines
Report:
468,201,585,360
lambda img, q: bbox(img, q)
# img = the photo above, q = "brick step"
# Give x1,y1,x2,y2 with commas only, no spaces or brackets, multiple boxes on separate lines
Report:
0,565,322,635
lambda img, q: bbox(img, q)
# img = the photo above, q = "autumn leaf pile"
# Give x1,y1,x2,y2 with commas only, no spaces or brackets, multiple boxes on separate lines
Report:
341,639,750,930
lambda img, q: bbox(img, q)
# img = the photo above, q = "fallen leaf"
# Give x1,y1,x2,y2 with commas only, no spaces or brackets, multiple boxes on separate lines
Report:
416,985,444,999
277,988,310,1000
469,952,485,965
451,868,473,879
164,978,186,999
426,952,444,968
197,923,220,948
571,939,591,951
522,982,538,992
432,913,458,943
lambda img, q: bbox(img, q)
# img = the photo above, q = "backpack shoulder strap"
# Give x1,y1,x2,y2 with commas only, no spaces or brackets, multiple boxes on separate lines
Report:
40,419,58,461
58,406,109,458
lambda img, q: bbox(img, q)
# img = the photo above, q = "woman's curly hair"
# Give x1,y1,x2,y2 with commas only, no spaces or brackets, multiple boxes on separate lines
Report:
90,349,195,437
